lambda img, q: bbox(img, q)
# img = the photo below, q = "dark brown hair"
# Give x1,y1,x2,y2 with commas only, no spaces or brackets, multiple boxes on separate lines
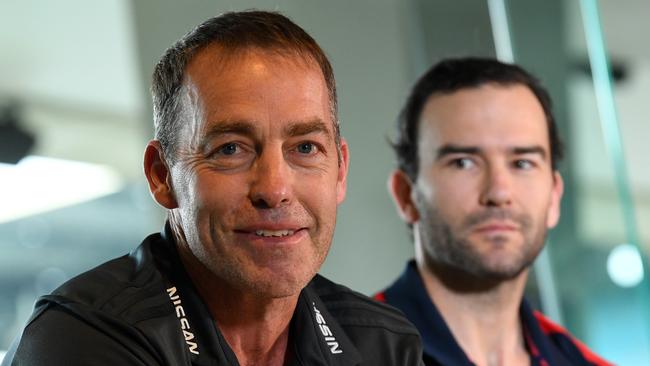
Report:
393,57,563,180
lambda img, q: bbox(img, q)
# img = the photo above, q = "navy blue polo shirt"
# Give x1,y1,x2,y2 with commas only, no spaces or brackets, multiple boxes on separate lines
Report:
375,261,612,366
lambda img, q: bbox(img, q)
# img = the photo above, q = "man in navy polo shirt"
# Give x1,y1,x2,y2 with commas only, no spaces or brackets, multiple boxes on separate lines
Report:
376,57,612,366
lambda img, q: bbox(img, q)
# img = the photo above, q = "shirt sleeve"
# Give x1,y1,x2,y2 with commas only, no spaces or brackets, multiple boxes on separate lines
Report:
5,305,161,366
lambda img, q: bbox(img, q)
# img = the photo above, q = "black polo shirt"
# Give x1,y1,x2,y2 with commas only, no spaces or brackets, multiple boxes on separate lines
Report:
375,261,612,366
3,229,423,366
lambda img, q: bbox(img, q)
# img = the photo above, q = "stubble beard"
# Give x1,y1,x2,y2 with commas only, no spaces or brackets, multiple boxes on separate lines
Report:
211,241,329,299
415,194,548,284
199,210,333,300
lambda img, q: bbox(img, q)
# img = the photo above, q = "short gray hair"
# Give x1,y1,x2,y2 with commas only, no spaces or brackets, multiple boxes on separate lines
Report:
151,10,339,164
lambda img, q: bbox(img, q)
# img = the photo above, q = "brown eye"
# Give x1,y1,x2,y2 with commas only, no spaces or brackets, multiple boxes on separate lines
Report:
514,159,534,169
452,158,474,169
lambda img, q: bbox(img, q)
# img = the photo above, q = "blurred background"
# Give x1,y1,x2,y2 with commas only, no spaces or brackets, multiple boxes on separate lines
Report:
0,0,648,363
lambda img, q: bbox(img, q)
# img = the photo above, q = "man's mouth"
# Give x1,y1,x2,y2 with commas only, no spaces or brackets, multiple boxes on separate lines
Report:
473,221,518,232
254,229,295,237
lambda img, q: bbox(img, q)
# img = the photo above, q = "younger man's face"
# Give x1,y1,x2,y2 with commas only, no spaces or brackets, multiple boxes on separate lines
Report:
406,84,563,281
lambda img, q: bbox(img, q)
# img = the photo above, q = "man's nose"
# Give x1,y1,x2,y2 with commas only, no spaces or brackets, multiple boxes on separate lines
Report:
479,163,513,207
249,149,292,209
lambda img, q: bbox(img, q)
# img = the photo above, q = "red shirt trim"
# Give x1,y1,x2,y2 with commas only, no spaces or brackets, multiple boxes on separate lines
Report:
533,311,614,366
373,291,386,303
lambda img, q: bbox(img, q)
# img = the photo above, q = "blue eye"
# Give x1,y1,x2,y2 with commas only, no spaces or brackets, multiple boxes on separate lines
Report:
218,143,238,155
297,142,315,154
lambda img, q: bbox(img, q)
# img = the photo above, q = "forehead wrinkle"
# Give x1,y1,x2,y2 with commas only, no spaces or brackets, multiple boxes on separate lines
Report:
189,45,323,96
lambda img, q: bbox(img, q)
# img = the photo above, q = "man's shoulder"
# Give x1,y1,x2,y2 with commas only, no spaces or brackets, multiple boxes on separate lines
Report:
306,274,423,365
532,311,613,366
6,302,165,366
47,232,170,322
310,274,421,336
5,233,188,366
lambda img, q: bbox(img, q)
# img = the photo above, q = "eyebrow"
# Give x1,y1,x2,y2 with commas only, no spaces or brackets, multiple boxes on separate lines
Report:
436,145,480,160
284,119,332,140
511,146,547,159
436,144,548,160
199,120,256,150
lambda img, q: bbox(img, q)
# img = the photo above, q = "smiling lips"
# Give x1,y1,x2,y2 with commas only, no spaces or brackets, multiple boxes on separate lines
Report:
254,229,295,237
235,224,308,244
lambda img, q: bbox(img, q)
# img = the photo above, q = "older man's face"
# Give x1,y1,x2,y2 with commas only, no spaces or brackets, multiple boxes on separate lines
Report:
168,47,348,297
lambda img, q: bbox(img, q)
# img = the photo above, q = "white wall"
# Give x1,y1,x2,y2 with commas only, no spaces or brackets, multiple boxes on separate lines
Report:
0,0,141,114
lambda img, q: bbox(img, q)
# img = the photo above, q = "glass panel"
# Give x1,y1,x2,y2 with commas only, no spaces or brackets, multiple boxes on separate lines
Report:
500,0,650,364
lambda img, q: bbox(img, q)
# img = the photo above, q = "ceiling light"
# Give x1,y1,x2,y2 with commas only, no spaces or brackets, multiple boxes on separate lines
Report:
0,156,123,223
607,243,645,288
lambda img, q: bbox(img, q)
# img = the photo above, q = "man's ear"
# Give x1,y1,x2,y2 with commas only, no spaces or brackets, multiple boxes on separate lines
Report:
143,141,178,209
336,138,350,205
388,170,419,224
546,171,564,229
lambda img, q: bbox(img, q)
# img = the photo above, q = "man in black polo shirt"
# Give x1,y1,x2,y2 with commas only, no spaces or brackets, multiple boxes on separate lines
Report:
376,58,611,365
4,11,423,366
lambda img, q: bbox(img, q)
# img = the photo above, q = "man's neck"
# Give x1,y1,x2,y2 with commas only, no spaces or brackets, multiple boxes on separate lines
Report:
175,237,297,366
416,260,530,366
213,296,295,366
